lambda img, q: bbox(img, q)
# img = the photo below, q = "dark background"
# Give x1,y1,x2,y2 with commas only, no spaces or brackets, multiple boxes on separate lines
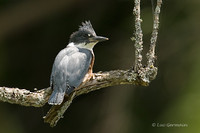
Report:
0,0,200,132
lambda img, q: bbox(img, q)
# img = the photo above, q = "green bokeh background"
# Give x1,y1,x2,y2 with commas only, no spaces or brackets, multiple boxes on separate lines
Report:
0,0,200,133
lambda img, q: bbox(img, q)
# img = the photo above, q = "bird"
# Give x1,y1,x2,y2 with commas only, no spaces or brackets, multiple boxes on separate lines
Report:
48,21,108,105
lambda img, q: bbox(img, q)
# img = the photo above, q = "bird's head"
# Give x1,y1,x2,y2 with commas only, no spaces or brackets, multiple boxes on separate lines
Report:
69,21,108,50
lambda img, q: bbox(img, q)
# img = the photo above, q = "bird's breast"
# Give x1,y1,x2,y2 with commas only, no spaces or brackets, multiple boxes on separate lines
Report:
82,51,95,83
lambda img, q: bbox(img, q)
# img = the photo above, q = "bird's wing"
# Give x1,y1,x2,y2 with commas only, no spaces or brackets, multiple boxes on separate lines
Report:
49,46,80,105
60,48,92,93
51,47,92,93
50,46,77,86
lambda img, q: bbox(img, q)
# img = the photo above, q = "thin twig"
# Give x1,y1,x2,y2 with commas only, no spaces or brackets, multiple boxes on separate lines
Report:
147,0,162,67
133,0,143,72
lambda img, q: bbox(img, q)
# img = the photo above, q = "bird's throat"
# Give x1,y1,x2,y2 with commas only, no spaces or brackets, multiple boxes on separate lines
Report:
68,42,96,50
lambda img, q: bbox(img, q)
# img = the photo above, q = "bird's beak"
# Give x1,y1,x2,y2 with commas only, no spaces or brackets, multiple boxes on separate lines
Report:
89,36,109,42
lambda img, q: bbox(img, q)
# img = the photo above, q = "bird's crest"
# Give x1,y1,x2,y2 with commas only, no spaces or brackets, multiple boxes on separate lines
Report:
79,21,96,36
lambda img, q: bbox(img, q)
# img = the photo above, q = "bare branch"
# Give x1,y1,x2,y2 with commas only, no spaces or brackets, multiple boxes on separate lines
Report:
0,87,51,107
147,0,162,68
133,0,143,71
44,92,76,127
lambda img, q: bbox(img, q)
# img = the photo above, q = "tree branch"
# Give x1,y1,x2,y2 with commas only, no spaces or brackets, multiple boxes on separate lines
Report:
133,0,143,72
0,87,51,107
147,0,162,68
0,70,143,107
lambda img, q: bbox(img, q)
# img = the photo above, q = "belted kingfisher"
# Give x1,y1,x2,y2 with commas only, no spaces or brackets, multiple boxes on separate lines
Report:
48,21,108,105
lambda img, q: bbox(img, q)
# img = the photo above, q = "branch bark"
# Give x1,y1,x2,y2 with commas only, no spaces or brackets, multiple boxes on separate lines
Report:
0,70,142,107
133,0,143,72
147,0,162,68
0,0,162,127
0,87,51,107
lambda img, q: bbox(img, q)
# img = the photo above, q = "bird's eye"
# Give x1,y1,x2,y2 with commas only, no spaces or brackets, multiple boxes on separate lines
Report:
88,34,91,37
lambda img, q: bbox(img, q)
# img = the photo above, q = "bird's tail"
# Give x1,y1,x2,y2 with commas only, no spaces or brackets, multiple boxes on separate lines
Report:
48,90,65,105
